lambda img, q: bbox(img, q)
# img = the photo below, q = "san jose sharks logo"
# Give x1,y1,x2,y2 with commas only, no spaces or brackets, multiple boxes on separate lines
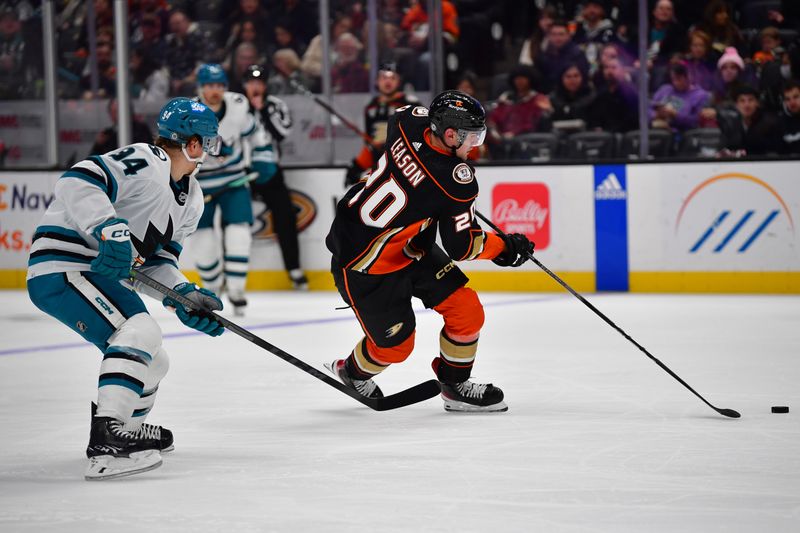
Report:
130,217,174,258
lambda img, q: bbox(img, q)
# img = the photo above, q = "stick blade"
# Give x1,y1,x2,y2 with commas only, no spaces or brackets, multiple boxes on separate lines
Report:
368,380,442,411
717,408,741,418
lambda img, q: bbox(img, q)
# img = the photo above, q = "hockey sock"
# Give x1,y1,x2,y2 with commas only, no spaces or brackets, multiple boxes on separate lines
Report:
223,223,251,298
96,345,151,422
347,338,389,380
433,329,478,383
193,228,224,293
123,347,169,432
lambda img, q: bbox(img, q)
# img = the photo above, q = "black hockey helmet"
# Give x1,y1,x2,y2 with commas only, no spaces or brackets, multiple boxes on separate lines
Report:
429,90,487,148
242,64,268,83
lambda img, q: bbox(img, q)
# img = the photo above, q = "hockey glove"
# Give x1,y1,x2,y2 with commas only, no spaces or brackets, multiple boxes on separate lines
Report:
492,233,535,268
163,282,225,337
90,218,134,280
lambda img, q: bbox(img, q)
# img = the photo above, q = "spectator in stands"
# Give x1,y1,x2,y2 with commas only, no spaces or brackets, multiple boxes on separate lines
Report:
0,7,39,99
227,42,260,95
130,46,169,103
455,70,479,98
88,98,153,156
301,14,353,91
647,0,685,62
718,85,779,157
275,0,317,46
331,32,369,93
80,41,116,99
164,9,203,96
401,0,460,91
588,56,639,133
768,1,800,29
548,63,595,132
267,48,311,95
272,19,307,58
536,20,589,93
224,0,272,53
753,27,784,69
222,19,268,73
711,47,752,107
518,5,555,67
132,13,166,65
697,0,743,57
685,29,715,92
777,80,800,154
572,0,617,75
591,42,632,91
486,65,551,159
650,62,711,133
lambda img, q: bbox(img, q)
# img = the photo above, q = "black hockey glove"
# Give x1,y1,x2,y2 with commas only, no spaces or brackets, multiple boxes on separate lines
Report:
492,233,535,268
344,162,365,187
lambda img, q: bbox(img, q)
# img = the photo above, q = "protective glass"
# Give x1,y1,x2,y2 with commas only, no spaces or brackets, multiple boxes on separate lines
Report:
203,135,223,156
459,126,487,148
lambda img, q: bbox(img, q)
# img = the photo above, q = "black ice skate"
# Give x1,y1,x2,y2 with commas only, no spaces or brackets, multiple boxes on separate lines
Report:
440,380,508,413
85,417,162,480
289,270,309,291
326,358,384,398
229,294,247,316
90,402,174,456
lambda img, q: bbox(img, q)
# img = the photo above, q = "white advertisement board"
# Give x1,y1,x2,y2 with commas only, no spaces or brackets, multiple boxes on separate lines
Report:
628,161,800,272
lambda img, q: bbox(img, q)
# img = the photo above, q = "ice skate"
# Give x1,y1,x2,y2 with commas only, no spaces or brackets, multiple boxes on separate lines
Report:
228,293,247,316
326,358,384,398
85,417,162,481
90,403,174,455
289,269,309,291
440,380,508,413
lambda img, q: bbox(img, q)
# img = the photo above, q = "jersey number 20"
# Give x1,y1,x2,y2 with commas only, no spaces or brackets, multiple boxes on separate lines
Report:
348,153,408,228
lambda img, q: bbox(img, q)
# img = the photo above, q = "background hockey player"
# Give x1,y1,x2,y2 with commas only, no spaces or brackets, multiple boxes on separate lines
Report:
27,97,225,480
326,91,535,412
193,63,275,314
343,62,418,187
242,64,309,290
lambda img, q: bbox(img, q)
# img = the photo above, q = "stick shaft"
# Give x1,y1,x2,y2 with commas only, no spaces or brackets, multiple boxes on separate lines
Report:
475,210,738,417
288,78,375,144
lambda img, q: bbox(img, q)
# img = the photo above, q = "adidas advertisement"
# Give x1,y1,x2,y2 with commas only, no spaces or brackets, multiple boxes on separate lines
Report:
594,165,630,291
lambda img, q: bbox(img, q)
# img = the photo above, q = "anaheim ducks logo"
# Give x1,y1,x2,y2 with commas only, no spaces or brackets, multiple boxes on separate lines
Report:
251,189,317,240
452,163,474,184
385,322,404,338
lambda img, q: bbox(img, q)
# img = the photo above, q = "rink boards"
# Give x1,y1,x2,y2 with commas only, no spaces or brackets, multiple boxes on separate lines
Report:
1,160,798,292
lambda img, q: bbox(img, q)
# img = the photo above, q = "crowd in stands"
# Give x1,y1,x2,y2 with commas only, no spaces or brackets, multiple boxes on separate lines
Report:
1,0,800,159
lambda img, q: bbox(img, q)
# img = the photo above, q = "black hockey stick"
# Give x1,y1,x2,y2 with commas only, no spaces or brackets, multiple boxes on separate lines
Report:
203,171,260,203
476,211,741,419
288,79,376,145
129,270,441,411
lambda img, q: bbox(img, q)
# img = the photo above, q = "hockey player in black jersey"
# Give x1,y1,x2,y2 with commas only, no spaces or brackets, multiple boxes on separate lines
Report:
344,62,419,187
326,90,535,412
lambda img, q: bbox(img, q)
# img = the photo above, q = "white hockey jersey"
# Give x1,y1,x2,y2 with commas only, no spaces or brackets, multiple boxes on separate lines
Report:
27,143,204,293
196,91,275,191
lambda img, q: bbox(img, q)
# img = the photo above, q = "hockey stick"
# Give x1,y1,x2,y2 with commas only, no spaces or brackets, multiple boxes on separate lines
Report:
475,210,741,419
129,270,441,411
288,79,376,145
203,171,260,203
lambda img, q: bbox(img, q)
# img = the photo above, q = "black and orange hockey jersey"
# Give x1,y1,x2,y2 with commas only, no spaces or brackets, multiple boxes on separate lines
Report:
353,92,419,172
327,105,505,275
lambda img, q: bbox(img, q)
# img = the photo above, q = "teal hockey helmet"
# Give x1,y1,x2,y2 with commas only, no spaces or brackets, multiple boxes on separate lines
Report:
156,97,220,154
197,63,228,87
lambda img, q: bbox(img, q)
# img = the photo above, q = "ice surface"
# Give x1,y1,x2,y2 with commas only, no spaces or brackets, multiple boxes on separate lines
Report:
1,290,798,532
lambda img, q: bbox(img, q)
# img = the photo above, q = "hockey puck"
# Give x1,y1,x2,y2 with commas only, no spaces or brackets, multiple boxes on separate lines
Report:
771,406,789,414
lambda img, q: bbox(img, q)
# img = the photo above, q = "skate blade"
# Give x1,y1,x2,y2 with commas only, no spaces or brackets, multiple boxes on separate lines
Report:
443,398,509,413
85,450,163,481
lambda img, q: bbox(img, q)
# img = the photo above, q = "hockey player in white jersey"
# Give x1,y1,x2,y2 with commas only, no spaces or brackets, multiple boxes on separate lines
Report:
27,97,224,480
193,63,277,315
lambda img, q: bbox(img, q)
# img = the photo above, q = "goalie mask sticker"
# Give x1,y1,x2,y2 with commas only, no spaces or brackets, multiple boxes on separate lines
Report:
452,163,474,184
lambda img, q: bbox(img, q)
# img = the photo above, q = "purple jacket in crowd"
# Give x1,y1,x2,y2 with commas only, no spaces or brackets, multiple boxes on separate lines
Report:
649,83,711,131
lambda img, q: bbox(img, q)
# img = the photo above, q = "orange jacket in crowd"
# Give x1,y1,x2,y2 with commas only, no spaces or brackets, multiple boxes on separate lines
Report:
401,1,460,40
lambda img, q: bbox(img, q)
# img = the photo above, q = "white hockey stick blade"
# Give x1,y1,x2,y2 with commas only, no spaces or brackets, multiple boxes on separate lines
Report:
85,450,163,481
